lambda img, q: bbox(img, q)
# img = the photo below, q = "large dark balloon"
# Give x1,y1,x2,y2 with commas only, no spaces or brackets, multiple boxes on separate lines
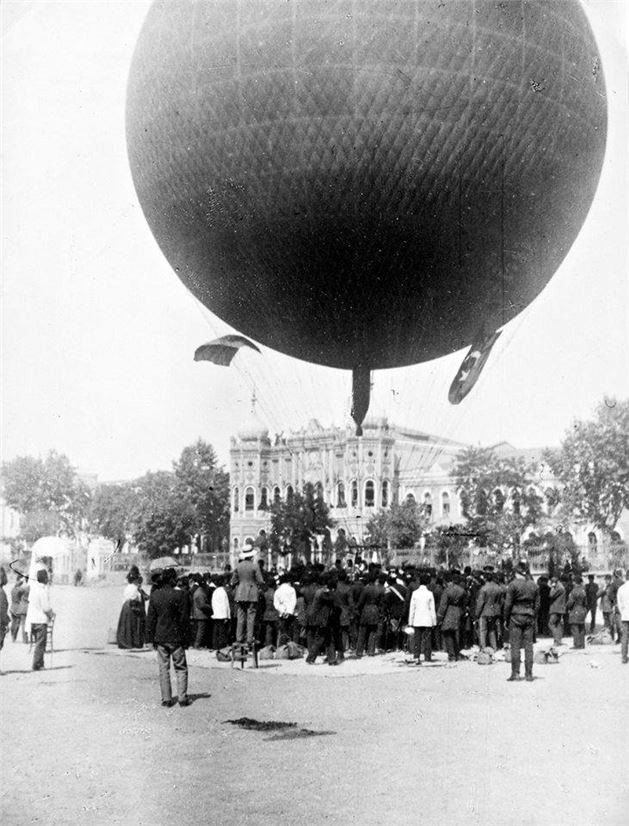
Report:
127,0,606,371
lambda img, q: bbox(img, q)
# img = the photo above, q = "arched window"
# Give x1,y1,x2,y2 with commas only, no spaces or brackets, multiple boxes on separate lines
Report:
233,487,239,512
423,492,432,518
406,491,416,504
511,488,521,516
286,485,294,504
381,480,389,508
477,489,488,516
315,481,324,499
259,487,268,510
587,531,597,547
245,487,255,511
273,486,281,505
351,479,359,507
441,491,450,517
364,480,375,507
337,482,346,508
233,537,239,549
494,489,505,513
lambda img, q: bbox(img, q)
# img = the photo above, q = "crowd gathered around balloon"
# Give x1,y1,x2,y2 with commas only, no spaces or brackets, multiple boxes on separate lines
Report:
113,550,629,682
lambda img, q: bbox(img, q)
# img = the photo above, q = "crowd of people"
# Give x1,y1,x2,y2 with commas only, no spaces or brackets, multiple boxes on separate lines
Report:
115,548,629,680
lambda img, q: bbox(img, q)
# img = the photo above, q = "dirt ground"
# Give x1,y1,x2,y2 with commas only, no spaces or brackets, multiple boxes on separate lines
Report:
1,584,627,826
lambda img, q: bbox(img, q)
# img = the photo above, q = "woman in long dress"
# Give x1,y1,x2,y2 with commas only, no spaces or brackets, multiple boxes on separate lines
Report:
116,567,146,649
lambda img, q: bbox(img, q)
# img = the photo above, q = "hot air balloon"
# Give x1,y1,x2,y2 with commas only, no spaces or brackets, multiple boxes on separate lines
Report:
126,0,607,433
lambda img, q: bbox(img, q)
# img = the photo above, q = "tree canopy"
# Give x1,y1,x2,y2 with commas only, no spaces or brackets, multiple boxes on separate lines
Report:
2,450,92,540
545,397,629,534
365,497,428,550
2,440,230,558
269,482,334,560
451,446,543,550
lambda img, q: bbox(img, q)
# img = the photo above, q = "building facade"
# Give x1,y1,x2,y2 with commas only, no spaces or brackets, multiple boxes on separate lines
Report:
229,415,627,569
229,415,468,559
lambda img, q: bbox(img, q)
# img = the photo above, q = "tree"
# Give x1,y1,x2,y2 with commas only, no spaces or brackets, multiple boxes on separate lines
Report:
365,498,429,550
545,397,629,535
2,450,92,540
130,471,194,559
173,439,230,552
452,446,543,551
90,483,137,552
269,482,334,561
424,524,471,568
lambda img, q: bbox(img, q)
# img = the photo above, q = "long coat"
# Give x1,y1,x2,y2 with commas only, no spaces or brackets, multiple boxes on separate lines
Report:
310,587,334,627
146,585,190,647
437,583,467,631
475,581,503,618
230,559,265,603
357,583,384,626
549,582,567,614
566,585,588,624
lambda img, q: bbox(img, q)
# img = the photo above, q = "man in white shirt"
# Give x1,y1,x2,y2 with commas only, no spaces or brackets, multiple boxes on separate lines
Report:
25,569,54,671
408,574,437,663
274,574,297,645
616,570,629,665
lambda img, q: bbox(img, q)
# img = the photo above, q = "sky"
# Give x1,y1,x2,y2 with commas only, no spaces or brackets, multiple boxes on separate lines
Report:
2,0,628,482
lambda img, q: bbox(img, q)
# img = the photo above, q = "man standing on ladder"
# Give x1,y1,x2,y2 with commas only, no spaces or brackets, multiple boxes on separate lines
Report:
26,569,55,672
230,542,265,649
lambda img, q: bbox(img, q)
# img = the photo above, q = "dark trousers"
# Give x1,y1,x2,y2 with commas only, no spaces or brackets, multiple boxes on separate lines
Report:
356,623,378,657
537,610,550,637
278,615,295,645
306,624,317,654
431,625,442,652
442,629,460,661
194,619,210,648
31,623,48,670
262,620,278,648
571,623,585,649
621,620,628,663
549,612,564,645
586,605,597,633
479,616,499,650
212,619,230,650
236,602,257,645
413,627,433,661
349,618,360,650
306,626,332,663
156,644,188,703
509,615,534,677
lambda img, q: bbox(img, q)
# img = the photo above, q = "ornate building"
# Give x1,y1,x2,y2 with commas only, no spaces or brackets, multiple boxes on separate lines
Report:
229,414,468,557
229,414,628,570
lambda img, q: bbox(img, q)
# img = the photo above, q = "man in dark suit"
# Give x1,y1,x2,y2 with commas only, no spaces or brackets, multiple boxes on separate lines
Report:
476,571,503,651
584,574,599,634
146,567,191,707
504,563,539,682
437,572,467,662
230,543,265,647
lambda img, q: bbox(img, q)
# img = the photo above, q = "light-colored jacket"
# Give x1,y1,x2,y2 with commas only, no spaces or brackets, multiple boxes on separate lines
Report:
273,582,297,617
617,581,629,621
408,585,437,628
211,586,231,620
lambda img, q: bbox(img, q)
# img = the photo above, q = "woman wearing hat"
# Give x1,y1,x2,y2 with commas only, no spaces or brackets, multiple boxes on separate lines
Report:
116,566,147,649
